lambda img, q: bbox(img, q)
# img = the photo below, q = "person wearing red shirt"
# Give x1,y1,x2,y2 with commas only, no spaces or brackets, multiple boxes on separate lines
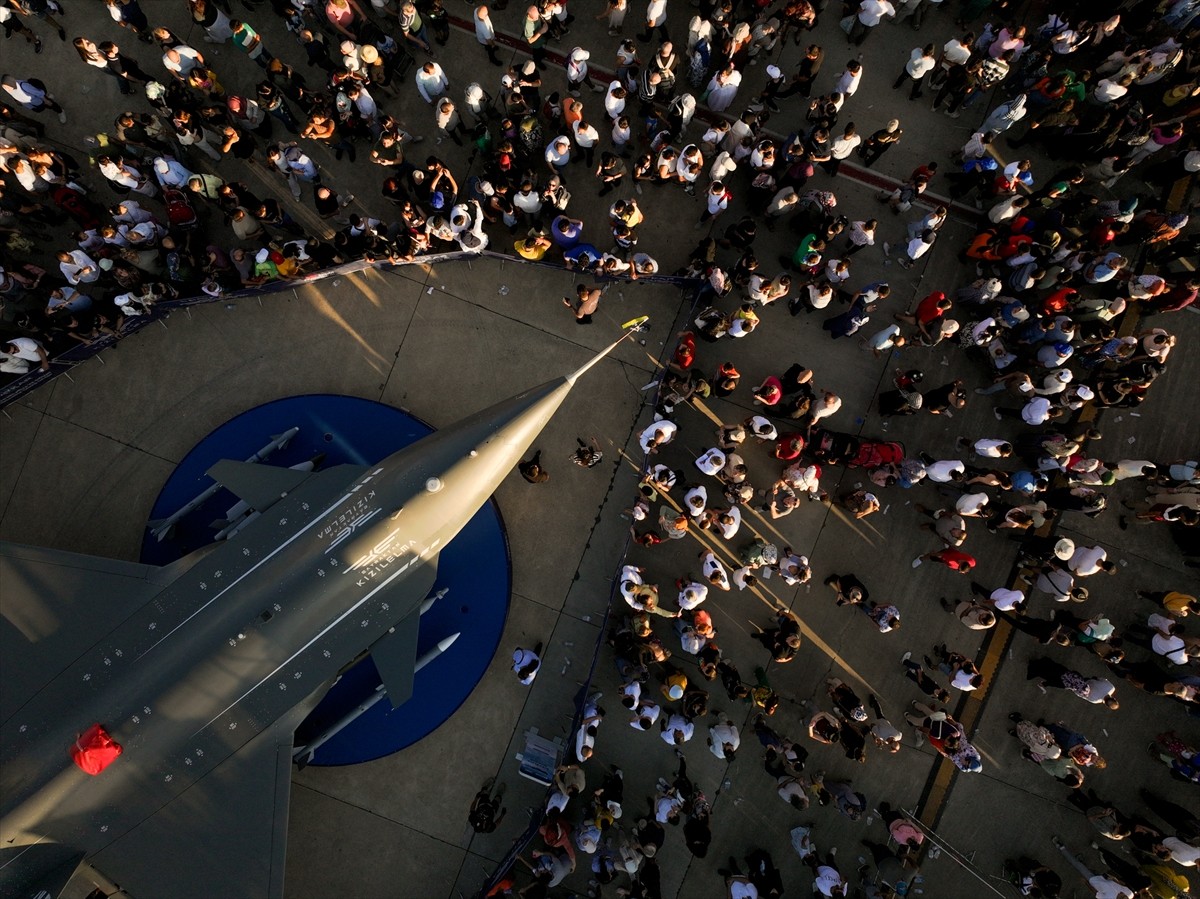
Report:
913,547,976,572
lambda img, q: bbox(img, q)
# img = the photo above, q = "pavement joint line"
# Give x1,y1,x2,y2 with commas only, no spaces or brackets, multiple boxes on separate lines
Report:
1,400,49,527
376,264,666,376
290,781,486,856
31,410,179,469
915,296,1148,832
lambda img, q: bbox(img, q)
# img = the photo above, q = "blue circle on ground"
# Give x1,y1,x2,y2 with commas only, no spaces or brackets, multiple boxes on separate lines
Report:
140,394,512,765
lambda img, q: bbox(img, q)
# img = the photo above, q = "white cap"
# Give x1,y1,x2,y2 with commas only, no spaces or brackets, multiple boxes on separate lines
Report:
766,64,782,79
256,248,270,263
1053,369,1073,383
1073,385,1095,401
569,47,590,61
1053,538,1075,560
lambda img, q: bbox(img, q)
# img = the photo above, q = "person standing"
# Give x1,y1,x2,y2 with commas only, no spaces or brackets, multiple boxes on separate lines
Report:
523,6,548,70
893,44,936,99
512,643,543,684
474,5,503,65
697,180,731,229
859,120,902,167
639,0,668,43
823,123,861,176
518,450,550,483
847,0,895,46
230,19,273,69
563,284,601,323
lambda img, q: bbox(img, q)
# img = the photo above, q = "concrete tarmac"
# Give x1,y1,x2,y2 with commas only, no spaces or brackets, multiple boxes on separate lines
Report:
2,2,1197,899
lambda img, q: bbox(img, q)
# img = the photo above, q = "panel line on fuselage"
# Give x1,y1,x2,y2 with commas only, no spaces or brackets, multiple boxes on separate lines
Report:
195,543,437,734
134,491,356,663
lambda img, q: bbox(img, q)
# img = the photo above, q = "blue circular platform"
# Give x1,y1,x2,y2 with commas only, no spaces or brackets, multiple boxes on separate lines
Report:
140,394,512,765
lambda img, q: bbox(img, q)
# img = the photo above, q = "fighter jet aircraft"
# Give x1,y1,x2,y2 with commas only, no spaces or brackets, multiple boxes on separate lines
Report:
0,332,633,898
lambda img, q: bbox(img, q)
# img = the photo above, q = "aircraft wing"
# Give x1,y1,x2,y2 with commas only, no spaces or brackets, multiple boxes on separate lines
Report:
88,701,313,899
0,543,167,726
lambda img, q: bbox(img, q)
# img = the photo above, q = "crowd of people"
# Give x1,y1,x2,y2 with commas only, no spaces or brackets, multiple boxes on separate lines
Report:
0,0,1197,897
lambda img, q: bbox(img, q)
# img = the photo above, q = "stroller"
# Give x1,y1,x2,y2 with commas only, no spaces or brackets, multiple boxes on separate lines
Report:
162,187,198,230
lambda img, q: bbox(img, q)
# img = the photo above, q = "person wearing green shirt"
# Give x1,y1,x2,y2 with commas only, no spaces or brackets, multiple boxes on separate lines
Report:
230,19,273,68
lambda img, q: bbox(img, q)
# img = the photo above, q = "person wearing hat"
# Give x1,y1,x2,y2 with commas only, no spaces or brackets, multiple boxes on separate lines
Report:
565,46,601,95
151,155,193,190
510,643,542,685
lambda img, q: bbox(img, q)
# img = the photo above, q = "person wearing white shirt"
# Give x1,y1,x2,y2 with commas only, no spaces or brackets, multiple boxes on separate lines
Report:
544,135,572,177
970,438,1012,458
848,0,894,44
1092,76,1130,103
604,80,626,119
813,864,847,896
57,250,100,286
683,485,707,518
695,447,726,476
701,551,730,591
1110,459,1156,481
824,124,861,176
777,550,811,585
473,5,501,65
1162,837,1199,867
940,36,972,70
678,580,709,610
639,420,678,453
956,492,989,517
619,565,644,596
800,282,834,312
660,713,693,745
572,119,600,166
611,116,632,151
899,230,935,268
731,565,757,590
698,180,730,226
983,586,1026,612
1148,613,1189,664
414,61,449,104
512,646,541,684
630,700,660,730
714,507,741,539
617,678,641,710
894,43,937,98
1068,544,1111,577
834,61,863,96
707,718,740,759
747,415,777,441
575,696,603,761
925,459,966,483
640,0,668,42
865,324,904,356
1023,395,1058,425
